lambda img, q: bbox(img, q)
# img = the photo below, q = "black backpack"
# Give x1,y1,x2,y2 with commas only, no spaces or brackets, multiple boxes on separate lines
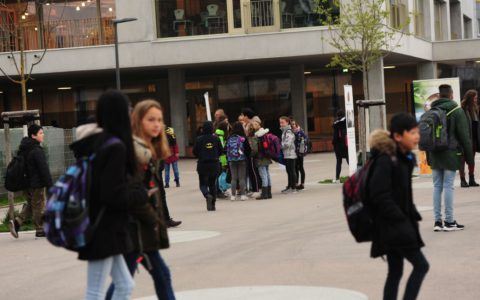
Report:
342,157,378,243
419,106,460,152
4,152,29,192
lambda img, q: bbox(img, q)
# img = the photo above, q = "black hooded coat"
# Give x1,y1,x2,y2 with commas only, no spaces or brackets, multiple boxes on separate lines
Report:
193,121,223,175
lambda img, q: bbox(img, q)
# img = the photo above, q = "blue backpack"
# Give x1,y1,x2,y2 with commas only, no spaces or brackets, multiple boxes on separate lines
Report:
226,135,246,162
43,137,120,252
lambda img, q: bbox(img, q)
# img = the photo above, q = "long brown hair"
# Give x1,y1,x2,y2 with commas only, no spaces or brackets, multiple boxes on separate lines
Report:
131,100,171,160
461,89,478,117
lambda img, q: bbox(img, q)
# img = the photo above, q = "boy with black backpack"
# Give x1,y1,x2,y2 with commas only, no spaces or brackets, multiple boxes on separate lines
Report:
368,114,429,300
9,125,52,239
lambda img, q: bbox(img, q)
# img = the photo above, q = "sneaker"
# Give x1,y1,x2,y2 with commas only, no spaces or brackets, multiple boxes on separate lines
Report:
35,231,46,238
433,221,443,232
281,188,291,194
9,220,19,239
443,220,464,231
240,195,248,201
167,218,182,228
230,196,236,201
291,188,298,193
250,192,261,198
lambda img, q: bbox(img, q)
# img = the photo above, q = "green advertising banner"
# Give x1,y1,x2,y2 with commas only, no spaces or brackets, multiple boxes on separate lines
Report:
413,77,461,121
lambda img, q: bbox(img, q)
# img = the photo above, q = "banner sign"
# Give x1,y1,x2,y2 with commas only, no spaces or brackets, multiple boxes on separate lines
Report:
344,85,357,176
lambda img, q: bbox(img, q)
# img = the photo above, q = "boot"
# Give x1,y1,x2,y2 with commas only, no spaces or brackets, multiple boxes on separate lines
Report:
212,197,216,211
469,176,480,187
165,183,169,188
267,186,272,199
175,179,180,187
461,177,469,188
256,187,269,200
206,195,214,211
167,218,182,227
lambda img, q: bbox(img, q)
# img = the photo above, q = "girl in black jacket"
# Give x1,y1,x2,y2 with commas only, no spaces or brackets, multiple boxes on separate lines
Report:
332,110,348,182
368,114,429,300
73,91,136,299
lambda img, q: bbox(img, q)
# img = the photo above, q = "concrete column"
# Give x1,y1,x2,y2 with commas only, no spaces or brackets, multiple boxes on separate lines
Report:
289,64,308,132
168,69,188,157
366,57,386,131
417,62,438,79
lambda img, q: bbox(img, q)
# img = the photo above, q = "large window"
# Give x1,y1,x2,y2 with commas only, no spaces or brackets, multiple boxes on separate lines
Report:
0,0,115,52
414,0,425,37
280,0,338,29
155,0,228,38
390,0,408,31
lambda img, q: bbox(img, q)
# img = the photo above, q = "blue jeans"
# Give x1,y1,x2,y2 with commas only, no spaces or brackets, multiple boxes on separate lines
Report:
106,251,175,300
432,169,456,223
258,165,271,187
165,162,179,184
86,255,134,300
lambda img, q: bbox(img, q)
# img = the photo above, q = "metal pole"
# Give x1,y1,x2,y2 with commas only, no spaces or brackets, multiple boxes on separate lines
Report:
114,23,120,90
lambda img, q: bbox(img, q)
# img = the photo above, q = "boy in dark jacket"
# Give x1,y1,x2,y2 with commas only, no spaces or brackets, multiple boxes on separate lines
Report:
193,121,223,211
368,114,429,300
10,124,52,238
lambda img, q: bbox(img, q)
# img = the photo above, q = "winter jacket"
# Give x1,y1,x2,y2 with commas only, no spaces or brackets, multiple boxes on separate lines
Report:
427,98,474,170
368,130,425,258
193,122,223,175
215,129,228,168
332,117,348,159
462,107,480,151
281,125,297,159
132,135,170,251
253,128,272,166
294,127,308,157
71,125,133,261
18,137,52,189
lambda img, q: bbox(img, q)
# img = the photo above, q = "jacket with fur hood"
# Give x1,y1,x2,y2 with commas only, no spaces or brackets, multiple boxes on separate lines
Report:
367,130,425,258
251,128,272,166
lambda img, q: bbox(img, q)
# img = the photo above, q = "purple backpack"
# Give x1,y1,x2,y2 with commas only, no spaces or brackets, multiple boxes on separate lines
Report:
262,133,283,164
43,137,120,252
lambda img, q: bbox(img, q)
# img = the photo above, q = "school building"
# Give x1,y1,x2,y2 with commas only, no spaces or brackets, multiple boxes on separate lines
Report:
1,0,480,155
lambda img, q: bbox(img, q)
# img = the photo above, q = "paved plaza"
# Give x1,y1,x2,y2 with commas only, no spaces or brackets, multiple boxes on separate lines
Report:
0,153,479,299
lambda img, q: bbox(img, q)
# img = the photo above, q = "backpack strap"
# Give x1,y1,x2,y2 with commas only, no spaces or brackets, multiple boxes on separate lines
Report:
446,106,461,117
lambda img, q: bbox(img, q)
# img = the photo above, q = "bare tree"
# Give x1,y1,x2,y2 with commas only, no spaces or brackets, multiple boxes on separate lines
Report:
0,0,66,110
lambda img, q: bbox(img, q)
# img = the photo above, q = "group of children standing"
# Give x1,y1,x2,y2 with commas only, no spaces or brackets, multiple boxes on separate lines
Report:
193,108,309,211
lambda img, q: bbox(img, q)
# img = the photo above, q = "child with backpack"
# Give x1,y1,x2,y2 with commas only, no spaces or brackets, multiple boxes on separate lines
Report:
227,122,251,201
368,114,429,300
164,126,180,188
291,119,308,190
251,120,273,200
215,120,230,198
279,116,297,193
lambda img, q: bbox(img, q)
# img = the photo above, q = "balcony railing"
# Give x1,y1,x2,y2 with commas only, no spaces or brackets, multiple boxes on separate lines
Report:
251,0,274,27
0,17,114,53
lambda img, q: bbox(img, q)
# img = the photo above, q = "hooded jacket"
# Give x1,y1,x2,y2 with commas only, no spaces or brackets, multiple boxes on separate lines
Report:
252,128,272,166
18,137,52,189
332,117,348,158
193,121,223,175
281,125,297,159
71,124,133,261
367,130,425,258
215,128,228,168
427,98,474,170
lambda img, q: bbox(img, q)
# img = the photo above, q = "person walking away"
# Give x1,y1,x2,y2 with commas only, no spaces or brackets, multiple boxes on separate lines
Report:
246,121,262,198
332,110,349,183
10,124,52,238
291,119,308,190
459,89,480,188
368,114,429,300
193,121,223,211
71,91,135,299
107,99,176,299
227,122,251,201
279,116,297,193
252,120,273,200
164,126,180,188
428,84,473,231
215,121,230,198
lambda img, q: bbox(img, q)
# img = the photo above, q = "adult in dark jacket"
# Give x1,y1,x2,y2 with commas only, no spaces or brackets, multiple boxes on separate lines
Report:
193,121,223,211
74,91,136,299
368,115,429,300
428,84,473,231
332,110,348,182
12,124,52,238
459,89,480,187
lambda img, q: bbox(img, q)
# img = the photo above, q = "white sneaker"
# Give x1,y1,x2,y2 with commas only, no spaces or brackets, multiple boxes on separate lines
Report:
250,192,261,198
332,180,338,184
230,196,236,201
240,195,248,201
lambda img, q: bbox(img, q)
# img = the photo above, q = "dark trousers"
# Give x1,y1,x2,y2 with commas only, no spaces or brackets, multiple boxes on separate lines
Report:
106,251,176,300
198,173,217,200
285,159,297,189
296,156,305,184
17,188,45,233
460,144,476,178
247,157,261,192
335,155,349,180
384,249,429,300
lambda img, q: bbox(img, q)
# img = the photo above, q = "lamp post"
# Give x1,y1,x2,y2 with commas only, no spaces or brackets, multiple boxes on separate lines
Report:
113,18,137,90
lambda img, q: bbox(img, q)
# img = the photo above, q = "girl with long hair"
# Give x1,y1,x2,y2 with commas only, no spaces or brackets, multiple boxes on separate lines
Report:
460,89,480,187
291,119,308,190
72,90,136,299
227,121,251,201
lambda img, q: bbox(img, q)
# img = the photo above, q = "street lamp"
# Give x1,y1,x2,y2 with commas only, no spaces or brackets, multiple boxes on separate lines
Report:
113,18,137,90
